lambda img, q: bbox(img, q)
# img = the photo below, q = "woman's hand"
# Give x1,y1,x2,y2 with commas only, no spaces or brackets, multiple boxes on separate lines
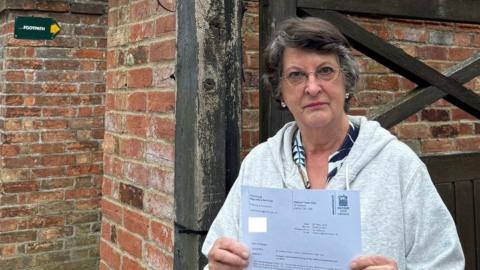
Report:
208,237,249,270
350,255,398,270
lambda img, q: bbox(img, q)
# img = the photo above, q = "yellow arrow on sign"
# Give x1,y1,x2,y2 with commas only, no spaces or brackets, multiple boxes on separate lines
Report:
50,23,60,34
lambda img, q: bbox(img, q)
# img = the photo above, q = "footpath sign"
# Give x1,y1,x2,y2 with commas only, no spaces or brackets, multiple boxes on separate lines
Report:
14,17,61,40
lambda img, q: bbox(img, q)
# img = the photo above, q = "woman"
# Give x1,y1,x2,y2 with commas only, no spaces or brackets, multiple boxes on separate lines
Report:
202,17,464,270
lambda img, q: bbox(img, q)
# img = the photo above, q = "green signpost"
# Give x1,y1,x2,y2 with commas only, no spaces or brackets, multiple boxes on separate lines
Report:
14,17,61,40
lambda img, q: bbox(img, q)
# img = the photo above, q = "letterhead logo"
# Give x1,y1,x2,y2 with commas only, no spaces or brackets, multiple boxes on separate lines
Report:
338,195,348,207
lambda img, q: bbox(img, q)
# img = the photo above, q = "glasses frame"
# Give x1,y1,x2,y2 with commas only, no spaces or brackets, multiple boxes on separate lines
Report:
281,65,343,87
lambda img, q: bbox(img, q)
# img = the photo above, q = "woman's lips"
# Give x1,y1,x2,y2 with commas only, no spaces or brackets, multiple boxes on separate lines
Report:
303,101,327,109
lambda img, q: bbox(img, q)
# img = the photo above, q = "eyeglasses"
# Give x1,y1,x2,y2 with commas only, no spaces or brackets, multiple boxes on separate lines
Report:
282,65,342,86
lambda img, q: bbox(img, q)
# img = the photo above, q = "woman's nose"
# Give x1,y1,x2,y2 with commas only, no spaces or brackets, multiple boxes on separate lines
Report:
304,74,322,96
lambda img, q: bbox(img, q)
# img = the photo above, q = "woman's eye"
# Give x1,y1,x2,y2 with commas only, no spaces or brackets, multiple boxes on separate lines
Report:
317,66,335,75
288,71,305,79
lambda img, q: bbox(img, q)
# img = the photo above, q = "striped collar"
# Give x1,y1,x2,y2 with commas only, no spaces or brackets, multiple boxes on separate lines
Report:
292,121,360,188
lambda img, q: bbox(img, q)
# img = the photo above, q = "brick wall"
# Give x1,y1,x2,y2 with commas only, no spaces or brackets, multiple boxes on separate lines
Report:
0,1,106,269
100,0,176,269
241,0,480,155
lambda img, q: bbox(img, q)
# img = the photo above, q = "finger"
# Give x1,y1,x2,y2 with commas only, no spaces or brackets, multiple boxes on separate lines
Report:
209,248,248,267
361,266,397,270
215,237,250,259
350,255,397,270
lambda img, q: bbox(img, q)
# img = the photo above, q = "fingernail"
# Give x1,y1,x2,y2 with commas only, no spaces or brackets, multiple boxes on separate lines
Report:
241,251,249,258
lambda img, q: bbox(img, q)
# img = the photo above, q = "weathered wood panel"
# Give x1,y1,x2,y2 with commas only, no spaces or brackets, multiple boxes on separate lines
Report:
259,0,296,141
435,182,456,219
298,0,480,24
455,180,476,269
422,153,480,184
174,0,242,269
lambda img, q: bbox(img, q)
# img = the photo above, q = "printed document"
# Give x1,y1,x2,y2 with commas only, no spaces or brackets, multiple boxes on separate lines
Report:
241,186,361,270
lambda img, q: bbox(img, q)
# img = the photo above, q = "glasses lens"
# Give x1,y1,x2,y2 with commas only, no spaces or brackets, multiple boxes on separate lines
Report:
286,71,306,85
315,66,337,81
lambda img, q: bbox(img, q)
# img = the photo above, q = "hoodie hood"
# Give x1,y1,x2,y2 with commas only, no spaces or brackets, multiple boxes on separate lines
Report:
265,116,396,190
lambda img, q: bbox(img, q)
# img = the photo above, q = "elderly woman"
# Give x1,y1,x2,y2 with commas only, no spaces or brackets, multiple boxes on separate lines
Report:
202,17,464,270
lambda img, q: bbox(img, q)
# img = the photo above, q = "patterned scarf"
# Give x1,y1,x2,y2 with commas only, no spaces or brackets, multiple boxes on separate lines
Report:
292,121,359,188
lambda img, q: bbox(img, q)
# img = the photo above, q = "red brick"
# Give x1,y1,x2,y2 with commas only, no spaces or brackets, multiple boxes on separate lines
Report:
145,141,174,166
448,47,476,61
125,162,148,187
392,25,426,42
244,32,259,50
151,221,173,252
3,156,37,168
417,45,448,60
147,167,174,194
124,208,149,238
74,49,105,59
1,245,16,257
41,155,76,166
431,124,459,138
101,220,112,242
41,131,76,142
127,92,147,112
452,108,477,120
65,188,99,199
130,21,154,42
22,216,65,229
102,177,115,198
4,132,39,144
148,117,175,141
100,240,121,270
33,120,68,129
119,138,144,159
145,243,173,269
18,191,64,204
101,199,123,225
421,139,456,153
0,220,18,232
122,256,146,270
37,1,69,12
147,91,175,113
125,115,148,137
106,71,127,89
1,145,20,156
150,39,176,62
31,144,65,154
6,107,41,117
456,137,480,151
421,108,450,121
397,124,430,139
6,71,25,81
117,228,142,258
75,198,101,210
42,83,77,93
155,15,175,35
130,0,155,21
127,68,152,88
2,182,38,193
145,191,173,220
0,207,35,218
119,183,144,209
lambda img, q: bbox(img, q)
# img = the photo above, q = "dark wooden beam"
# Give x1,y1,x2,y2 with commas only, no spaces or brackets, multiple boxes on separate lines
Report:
298,0,480,24
174,0,242,269
421,152,480,184
370,54,480,128
259,0,295,141
300,9,480,121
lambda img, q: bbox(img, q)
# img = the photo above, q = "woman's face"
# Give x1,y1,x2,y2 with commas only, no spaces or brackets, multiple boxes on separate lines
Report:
281,47,347,130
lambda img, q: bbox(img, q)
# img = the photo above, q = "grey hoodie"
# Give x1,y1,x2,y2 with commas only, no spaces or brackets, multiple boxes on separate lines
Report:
202,116,464,269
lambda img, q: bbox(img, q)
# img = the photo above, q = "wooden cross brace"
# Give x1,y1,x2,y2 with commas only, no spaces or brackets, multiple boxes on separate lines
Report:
299,9,480,129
